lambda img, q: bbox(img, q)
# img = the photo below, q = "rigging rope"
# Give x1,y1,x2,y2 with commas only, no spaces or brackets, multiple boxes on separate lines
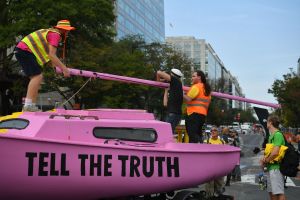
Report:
59,77,92,107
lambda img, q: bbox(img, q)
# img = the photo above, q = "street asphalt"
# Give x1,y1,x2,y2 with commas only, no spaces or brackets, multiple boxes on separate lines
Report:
220,133,300,200
190,133,300,200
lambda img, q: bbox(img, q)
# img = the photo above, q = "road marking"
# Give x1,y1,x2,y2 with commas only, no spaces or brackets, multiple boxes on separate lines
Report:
240,175,296,187
241,174,257,185
285,177,296,187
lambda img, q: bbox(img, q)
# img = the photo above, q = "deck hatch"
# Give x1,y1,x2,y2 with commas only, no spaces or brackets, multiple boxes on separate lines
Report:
0,119,29,130
49,114,99,120
93,127,157,143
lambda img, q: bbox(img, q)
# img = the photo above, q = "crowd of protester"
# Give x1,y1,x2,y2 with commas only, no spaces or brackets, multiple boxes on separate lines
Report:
198,125,242,198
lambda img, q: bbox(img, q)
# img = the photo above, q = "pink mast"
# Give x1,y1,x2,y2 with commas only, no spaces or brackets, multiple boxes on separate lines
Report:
56,67,280,108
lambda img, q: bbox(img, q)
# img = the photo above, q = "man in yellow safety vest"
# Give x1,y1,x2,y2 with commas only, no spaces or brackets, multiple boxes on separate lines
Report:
15,20,75,112
204,126,225,197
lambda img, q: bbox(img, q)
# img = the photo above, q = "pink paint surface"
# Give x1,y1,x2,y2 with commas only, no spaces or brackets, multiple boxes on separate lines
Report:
0,109,240,199
56,67,280,108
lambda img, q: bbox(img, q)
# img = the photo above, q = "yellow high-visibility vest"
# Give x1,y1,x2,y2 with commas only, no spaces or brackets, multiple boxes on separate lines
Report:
22,28,61,66
186,83,211,115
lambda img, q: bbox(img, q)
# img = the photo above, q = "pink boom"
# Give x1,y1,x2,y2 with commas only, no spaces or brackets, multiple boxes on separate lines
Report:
56,67,280,108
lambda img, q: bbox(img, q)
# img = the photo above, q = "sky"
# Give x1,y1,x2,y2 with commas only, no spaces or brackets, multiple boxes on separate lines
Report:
164,0,300,105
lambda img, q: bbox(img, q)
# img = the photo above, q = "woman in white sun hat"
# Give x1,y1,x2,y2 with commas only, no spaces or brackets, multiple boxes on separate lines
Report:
156,68,183,134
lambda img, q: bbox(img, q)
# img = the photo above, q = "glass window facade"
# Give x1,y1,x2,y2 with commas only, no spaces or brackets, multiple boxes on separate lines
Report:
166,36,244,109
205,49,222,90
115,0,165,43
166,37,202,72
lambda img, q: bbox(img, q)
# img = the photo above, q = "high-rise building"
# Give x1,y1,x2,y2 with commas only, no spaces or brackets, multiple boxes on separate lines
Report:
165,36,204,72
115,0,165,43
166,37,224,88
297,58,300,76
165,37,225,85
166,36,245,109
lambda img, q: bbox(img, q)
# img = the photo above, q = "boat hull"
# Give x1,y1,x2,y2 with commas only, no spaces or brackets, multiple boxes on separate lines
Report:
0,136,240,200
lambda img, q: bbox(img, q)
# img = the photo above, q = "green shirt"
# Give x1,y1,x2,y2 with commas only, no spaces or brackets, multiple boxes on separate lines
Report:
267,130,285,170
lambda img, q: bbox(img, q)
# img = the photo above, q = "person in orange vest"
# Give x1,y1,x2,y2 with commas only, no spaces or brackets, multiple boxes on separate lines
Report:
14,20,75,112
183,70,211,143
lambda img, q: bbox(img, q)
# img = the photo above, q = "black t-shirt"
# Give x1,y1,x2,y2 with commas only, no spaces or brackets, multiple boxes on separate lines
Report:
167,76,183,114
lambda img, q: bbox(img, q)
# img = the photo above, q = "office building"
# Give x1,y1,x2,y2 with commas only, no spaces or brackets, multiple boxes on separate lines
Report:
115,0,165,43
166,36,245,109
297,58,300,76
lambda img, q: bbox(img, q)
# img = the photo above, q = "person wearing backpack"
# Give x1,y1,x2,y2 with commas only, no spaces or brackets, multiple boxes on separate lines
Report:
279,132,299,180
260,115,285,200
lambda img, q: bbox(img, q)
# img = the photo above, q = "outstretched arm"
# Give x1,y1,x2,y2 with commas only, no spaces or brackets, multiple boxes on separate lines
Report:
48,44,70,77
183,85,199,102
163,88,169,107
156,70,171,82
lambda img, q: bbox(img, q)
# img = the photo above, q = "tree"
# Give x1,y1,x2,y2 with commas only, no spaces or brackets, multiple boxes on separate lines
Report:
142,39,193,118
1,1,195,116
207,98,227,126
0,0,115,78
0,0,115,113
68,35,193,114
145,42,192,85
269,73,300,127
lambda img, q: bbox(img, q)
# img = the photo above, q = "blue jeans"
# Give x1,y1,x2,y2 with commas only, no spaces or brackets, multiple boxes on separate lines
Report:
165,113,181,135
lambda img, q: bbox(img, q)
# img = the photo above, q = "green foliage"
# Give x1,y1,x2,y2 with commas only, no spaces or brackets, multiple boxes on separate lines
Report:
205,75,257,125
144,42,192,85
206,98,227,126
269,73,300,127
93,36,152,109
38,34,189,113
0,0,115,75
1,0,115,45
0,0,115,110
1,1,205,117
206,98,257,126
62,35,193,115
239,109,257,123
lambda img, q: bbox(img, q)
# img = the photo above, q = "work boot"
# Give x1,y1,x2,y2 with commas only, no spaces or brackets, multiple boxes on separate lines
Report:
22,105,41,112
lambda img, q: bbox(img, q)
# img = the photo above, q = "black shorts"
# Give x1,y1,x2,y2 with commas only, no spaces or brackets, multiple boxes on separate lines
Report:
15,47,42,77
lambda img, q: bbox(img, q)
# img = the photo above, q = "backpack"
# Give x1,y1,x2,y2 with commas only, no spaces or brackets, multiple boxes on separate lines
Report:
279,136,299,177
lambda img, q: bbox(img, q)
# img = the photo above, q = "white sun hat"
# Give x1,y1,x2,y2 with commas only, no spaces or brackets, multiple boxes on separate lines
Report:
171,68,183,77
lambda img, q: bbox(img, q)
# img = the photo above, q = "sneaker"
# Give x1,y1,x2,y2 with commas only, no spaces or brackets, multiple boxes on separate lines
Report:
22,105,41,112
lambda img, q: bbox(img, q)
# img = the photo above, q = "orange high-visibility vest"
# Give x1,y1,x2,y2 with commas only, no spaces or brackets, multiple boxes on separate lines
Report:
186,83,211,116
22,28,61,66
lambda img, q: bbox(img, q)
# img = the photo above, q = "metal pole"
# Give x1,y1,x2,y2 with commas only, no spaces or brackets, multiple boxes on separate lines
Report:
56,67,281,108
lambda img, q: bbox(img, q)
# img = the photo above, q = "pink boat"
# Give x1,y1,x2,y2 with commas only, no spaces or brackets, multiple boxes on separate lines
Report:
0,108,240,200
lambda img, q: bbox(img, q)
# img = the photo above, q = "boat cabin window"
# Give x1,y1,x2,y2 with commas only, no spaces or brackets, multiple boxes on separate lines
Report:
93,127,157,143
0,119,29,129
